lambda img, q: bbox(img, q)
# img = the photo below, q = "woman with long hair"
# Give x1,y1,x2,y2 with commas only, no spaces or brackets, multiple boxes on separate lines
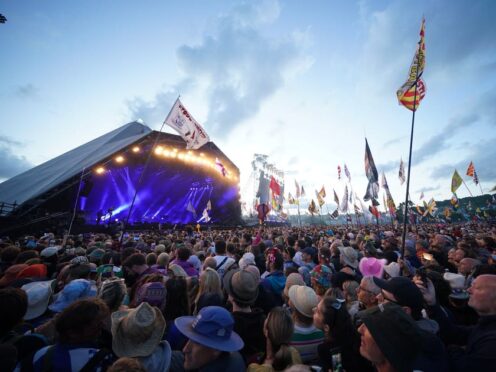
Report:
247,307,301,372
313,295,373,372
192,267,223,314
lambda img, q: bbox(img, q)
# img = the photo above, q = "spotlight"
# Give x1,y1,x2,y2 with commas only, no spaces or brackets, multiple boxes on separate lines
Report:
115,155,124,163
95,167,106,174
178,153,185,160
132,146,140,153
154,146,163,155
172,148,178,152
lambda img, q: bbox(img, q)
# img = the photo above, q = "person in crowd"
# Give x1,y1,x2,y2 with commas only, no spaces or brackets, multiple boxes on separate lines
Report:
171,246,198,278
309,264,332,299
287,285,324,363
261,249,286,307
247,307,301,372
331,246,361,289
193,267,223,315
313,295,373,372
212,240,235,279
174,306,245,371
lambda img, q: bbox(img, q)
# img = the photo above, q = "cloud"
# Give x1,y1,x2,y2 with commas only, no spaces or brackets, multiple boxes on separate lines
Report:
15,84,38,99
416,185,440,194
383,135,407,148
126,0,310,137
0,137,33,180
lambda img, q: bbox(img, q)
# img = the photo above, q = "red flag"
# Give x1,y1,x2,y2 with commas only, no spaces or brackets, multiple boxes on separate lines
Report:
269,176,281,196
369,205,380,218
466,161,475,177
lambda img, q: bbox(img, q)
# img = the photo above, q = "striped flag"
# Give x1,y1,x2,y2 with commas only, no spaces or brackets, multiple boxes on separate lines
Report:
329,209,339,219
337,165,342,180
340,186,349,212
397,18,427,111
399,159,406,185
466,161,479,185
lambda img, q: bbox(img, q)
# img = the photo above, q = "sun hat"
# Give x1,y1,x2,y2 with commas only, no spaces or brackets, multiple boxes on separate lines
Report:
21,280,54,320
0,264,28,287
111,302,168,358
310,264,333,289
16,264,47,279
49,278,96,313
40,246,60,258
284,272,305,297
288,285,319,318
373,276,423,313
223,269,259,306
136,282,167,312
359,257,387,278
359,303,423,372
443,272,469,300
174,306,244,352
338,246,358,268
239,252,255,269
383,262,401,278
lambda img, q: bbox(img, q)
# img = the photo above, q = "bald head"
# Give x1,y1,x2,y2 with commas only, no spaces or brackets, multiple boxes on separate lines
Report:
468,274,496,315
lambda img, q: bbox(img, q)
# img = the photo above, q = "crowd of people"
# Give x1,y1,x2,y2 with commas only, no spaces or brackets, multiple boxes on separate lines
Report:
1,222,495,371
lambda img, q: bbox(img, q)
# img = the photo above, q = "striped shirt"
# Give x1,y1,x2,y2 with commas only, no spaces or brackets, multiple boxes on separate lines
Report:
289,324,324,363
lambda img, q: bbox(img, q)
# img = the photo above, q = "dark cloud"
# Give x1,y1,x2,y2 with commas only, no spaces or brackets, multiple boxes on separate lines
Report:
15,84,38,99
416,185,440,194
0,137,33,180
126,0,308,136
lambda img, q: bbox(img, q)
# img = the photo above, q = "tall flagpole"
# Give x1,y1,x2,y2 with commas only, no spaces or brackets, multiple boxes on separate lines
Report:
120,95,180,245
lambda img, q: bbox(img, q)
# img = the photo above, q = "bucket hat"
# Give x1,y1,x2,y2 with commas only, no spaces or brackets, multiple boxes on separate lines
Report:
22,280,55,320
288,285,319,318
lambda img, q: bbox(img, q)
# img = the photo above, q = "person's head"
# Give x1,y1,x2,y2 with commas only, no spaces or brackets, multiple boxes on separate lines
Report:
56,298,109,344
454,248,467,263
358,303,422,372
0,288,28,335
156,252,170,267
309,264,332,296
177,247,191,261
288,285,319,326
1,246,20,264
357,277,381,308
123,253,147,275
458,258,480,276
342,280,359,303
215,240,227,255
98,278,127,312
313,295,353,344
164,277,189,321
196,268,222,303
107,357,147,372
264,307,295,371
373,276,424,320
223,269,259,308
467,274,496,315
266,249,284,272
145,253,157,266
203,257,217,270
175,306,244,370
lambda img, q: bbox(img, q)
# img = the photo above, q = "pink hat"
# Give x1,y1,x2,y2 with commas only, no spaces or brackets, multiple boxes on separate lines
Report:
359,257,387,278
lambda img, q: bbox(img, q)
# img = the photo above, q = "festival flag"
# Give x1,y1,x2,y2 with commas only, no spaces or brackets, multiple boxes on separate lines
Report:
396,17,427,111
363,139,379,202
329,209,339,219
443,207,452,219
317,193,325,208
450,193,459,210
419,191,424,200
423,198,437,217
318,186,326,199
344,164,351,181
333,189,340,206
340,186,349,212
416,204,423,215
466,161,480,185
186,200,197,217
206,200,212,211
215,158,227,177
301,186,306,197
337,165,342,180
201,208,211,222
451,170,463,193
369,205,380,219
399,159,406,185
354,204,361,215
308,199,318,215
164,98,210,149
269,176,281,196
288,192,296,205
295,180,301,198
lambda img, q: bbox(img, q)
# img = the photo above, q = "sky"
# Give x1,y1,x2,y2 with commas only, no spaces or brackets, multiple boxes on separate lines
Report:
1,0,495,214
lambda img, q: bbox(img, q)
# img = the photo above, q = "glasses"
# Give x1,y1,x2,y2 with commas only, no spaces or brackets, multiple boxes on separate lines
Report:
357,286,376,295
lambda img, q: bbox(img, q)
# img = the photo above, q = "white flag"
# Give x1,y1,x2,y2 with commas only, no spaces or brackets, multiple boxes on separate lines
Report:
186,200,197,217
340,186,349,213
164,98,210,150
399,158,406,185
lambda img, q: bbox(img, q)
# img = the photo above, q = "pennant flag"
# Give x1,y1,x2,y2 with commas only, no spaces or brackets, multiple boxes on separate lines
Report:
295,180,301,198
301,186,306,197
215,158,227,177
337,165,342,180
466,161,475,177
329,209,339,219
399,158,406,185
333,189,340,206
318,186,326,199
308,199,318,215
316,191,325,207
364,139,379,201
369,205,380,219
164,98,210,149
354,204,361,215
269,176,281,196
186,200,197,217
344,164,351,181
396,18,427,111
419,191,424,200
340,186,349,212
451,170,463,193
288,192,296,205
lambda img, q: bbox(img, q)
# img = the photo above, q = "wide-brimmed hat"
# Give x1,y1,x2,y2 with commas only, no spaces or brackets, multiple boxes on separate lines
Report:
223,269,259,305
49,278,96,313
111,302,167,358
175,306,243,352
359,257,387,278
21,280,54,320
338,247,358,268
284,273,305,297
359,303,423,372
288,285,318,318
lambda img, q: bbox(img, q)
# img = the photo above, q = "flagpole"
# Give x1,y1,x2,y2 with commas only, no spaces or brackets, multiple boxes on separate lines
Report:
120,95,180,245
461,179,474,197
479,182,484,196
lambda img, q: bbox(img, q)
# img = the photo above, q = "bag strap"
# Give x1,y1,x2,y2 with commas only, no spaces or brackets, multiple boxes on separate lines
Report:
41,345,55,372
215,256,229,271
79,348,112,372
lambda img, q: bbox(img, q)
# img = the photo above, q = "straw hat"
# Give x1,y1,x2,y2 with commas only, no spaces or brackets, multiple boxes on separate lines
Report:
288,285,319,318
111,302,166,357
